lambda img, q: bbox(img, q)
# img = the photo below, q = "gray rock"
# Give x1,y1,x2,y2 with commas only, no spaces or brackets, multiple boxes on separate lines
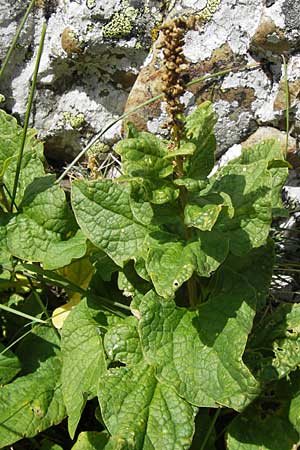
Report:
1,0,300,162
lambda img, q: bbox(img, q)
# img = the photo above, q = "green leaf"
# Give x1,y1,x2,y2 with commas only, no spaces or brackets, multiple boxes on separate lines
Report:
146,241,195,298
0,355,65,447
7,175,86,269
72,179,152,266
226,377,299,450
0,344,21,385
231,139,288,216
139,268,259,411
104,316,143,365
207,161,272,255
187,230,229,277
115,131,173,179
71,431,109,450
43,230,87,270
3,150,45,205
99,317,196,449
144,230,229,297
0,109,43,175
90,249,120,282
222,239,274,310
289,392,300,434
61,298,107,438
183,101,217,179
184,203,222,231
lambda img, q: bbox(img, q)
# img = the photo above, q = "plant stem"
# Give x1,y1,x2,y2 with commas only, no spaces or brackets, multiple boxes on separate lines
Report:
199,408,221,450
56,62,260,184
282,54,289,160
10,21,47,211
0,303,48,324
0,0,36,81
27,277,61,338
0,326,39,356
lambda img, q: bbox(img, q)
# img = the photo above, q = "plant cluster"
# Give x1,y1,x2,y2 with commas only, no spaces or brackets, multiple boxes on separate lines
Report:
0,3,300,450
0,93,299,449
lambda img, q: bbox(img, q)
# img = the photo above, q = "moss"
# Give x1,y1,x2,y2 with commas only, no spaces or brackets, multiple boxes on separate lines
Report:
63,112,85,129
102,0,138,39
87,141,110,157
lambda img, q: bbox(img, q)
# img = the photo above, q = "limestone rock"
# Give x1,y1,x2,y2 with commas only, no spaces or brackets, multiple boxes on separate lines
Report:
0,0,165,160
1,0,300,162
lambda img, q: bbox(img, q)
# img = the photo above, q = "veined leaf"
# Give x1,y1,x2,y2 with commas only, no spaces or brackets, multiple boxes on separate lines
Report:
0,344,20,385
61,298,107,438
0,355,65,447
184,203,222,231
183,101,217,179
230,139,288,216
7,175,86,269
207,161,272,255
0,109,44,175
115,130,173,179
144,230,229,298
146,241,195,298
222,239,274,310
72,179,153,266
99,317,196,450
139,268,259,411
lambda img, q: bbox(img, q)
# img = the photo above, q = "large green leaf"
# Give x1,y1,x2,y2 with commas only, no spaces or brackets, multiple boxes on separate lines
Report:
145,241,195,298
207,161,272,255
183,101,217,179
0,344,20,385
138,269,259,411
144,230,229,298
72,179,153,266
226,377,299,450
222,239,274,310
0,109,44,174
98,317,196,450
61,298,107,438
115,130,173,179
230,139,288,215
0,354,65,447
7,175,86,269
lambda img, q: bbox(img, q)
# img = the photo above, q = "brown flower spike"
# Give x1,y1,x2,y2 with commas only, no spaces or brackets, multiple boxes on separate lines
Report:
159,16,196,145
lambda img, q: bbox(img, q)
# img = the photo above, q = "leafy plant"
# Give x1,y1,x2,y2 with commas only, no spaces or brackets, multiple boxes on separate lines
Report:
1,92,299,450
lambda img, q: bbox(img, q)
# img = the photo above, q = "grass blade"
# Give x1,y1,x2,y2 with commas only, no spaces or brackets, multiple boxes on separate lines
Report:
10,21,47,211
0,0,36,81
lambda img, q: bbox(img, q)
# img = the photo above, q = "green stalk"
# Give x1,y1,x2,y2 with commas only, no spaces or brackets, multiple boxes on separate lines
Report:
0,0,36,81
282,54,290,159
0,326,39,356
56,62,260,184
199,408,221,450
10,21,47,211
0,303,48,324
27,277,61,338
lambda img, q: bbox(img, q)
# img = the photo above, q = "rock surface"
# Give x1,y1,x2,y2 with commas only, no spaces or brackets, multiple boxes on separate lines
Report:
0,0,300,163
